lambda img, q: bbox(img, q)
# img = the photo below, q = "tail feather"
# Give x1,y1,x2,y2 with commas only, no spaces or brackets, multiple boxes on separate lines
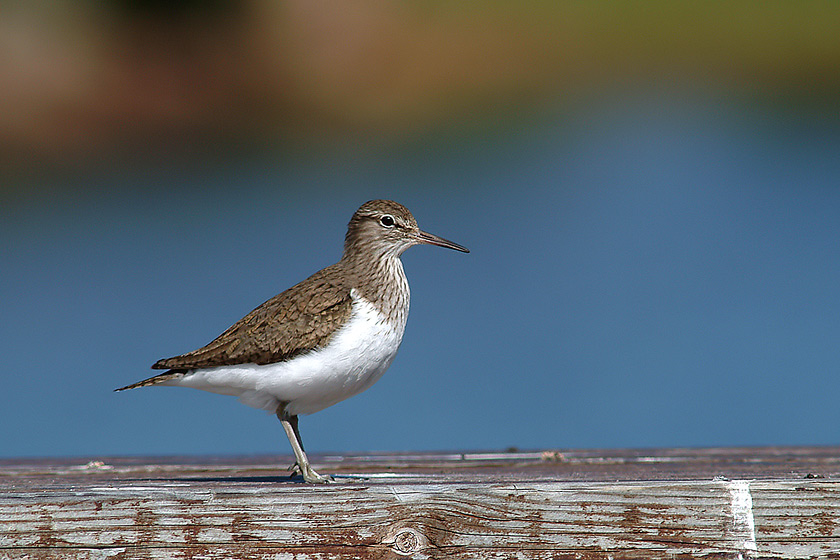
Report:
114,369,187,392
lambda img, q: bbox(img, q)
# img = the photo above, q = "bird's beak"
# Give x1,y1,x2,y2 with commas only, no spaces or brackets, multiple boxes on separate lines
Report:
416,230,470,253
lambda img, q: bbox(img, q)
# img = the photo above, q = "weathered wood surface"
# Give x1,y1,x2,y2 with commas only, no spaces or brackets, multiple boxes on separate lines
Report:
2,447,840,559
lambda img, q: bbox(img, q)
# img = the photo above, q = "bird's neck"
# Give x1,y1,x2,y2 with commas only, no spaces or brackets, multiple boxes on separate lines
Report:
342,252,410,330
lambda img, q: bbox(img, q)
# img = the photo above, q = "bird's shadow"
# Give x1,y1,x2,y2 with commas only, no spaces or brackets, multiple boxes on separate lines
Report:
119,474,367,484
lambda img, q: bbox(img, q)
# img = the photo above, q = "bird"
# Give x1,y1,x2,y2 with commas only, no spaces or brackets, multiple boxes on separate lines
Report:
116,200,469,483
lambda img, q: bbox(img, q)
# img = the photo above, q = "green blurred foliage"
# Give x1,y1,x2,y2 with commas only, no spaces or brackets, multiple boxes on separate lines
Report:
2,1,839,190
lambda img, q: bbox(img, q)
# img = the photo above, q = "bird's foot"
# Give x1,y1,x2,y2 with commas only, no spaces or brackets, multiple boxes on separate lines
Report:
302,466,334,484
288,461,333,484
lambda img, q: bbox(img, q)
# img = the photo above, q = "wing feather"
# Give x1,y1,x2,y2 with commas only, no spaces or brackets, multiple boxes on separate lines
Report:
152,264,353,370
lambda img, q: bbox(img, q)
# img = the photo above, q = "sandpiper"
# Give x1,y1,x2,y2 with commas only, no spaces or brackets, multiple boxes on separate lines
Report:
116,200,468,483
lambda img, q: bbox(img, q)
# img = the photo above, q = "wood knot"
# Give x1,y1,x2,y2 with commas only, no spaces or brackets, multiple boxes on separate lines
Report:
384,526,428,555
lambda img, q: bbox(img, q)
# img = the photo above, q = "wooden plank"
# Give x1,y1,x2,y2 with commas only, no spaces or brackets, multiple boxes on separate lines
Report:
2,447,840,559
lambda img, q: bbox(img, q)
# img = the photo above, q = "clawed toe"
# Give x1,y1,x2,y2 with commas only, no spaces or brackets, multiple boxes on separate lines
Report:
288,461,332,483
304,471,333,484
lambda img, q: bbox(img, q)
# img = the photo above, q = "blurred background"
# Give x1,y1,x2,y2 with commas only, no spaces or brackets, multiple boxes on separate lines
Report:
2,2,839,458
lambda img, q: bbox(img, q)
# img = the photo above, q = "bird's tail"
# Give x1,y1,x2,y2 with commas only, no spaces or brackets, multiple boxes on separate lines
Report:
114,369,187,392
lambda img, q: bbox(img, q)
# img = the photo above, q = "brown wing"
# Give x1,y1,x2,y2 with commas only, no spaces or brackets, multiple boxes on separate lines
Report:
152,264,353,370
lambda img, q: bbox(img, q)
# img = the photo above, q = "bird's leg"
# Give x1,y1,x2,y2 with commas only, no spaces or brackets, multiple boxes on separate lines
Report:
285,414,304,477
276,405,332,484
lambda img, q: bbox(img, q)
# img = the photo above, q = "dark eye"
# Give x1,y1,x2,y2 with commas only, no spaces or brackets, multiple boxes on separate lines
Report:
379,215,395,227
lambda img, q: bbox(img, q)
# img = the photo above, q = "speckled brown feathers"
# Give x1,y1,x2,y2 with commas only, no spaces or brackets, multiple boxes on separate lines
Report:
116,266,354,391
153,264,354,370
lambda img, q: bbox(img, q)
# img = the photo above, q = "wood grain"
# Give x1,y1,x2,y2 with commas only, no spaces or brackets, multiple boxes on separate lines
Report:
2,448,839,559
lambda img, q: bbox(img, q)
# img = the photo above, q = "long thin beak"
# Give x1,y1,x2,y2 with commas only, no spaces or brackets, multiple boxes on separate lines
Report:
416,230,470,253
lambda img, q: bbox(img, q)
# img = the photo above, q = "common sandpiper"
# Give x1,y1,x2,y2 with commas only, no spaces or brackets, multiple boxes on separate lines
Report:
116,200,469,483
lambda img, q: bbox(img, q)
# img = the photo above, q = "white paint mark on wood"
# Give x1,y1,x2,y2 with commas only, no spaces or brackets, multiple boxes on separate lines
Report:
728,480,757,557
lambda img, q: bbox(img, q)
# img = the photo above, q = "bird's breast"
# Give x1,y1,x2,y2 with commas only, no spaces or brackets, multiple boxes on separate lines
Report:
273,290,404,414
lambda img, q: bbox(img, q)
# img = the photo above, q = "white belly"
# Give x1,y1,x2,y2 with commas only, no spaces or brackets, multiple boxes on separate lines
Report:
167,291,405,415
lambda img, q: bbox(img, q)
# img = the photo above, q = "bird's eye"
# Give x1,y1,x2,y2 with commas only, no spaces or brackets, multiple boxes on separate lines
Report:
379,215,395,227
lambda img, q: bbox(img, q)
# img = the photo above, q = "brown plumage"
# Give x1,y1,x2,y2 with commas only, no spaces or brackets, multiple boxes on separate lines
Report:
116,268,353,390
156,266,353,369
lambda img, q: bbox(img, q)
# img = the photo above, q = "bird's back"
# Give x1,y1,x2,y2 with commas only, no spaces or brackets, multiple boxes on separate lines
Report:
116,263,354,391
